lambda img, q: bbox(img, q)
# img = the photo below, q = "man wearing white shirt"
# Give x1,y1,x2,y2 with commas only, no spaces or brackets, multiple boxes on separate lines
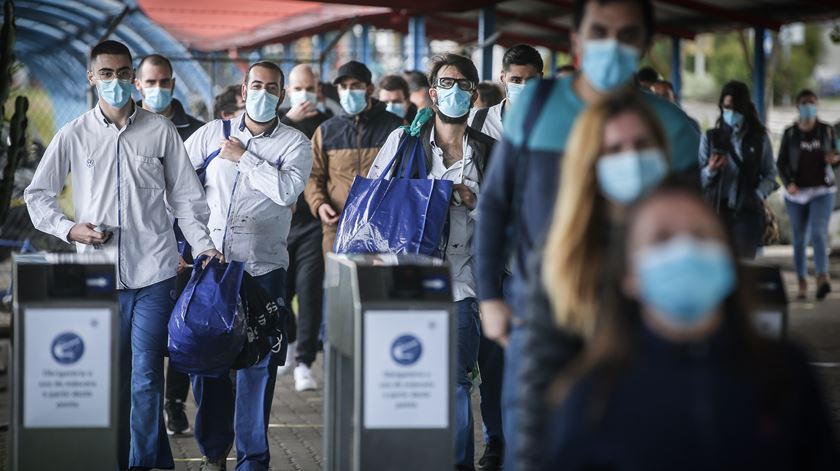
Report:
184,60,312,471
469,44,544,140
24,40,221,471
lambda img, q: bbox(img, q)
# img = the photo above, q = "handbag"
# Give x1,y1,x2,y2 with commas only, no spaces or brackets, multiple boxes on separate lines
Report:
232,271,291,370
333,134,453,256
168,255,246,377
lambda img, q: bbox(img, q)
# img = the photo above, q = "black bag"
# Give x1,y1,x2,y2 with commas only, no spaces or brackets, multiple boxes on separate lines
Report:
232,272,291,370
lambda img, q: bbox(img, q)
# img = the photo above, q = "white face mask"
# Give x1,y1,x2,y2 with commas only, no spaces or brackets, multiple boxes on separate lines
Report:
289,89,317,108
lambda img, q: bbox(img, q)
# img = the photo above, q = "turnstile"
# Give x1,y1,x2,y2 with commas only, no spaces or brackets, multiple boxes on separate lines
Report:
9,253,119,471
324,254,455,471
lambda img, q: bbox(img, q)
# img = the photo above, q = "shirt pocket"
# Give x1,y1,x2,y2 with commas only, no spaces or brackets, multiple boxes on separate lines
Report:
131,155,165,190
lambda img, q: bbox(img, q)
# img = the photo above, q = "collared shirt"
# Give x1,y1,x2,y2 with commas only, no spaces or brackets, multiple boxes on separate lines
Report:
24,105,215,289
368,126,480,302
468,99,505,140
185,115,313,276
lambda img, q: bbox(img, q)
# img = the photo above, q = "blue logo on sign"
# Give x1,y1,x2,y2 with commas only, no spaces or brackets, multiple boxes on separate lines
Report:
390,334,422,366
51,332,85,365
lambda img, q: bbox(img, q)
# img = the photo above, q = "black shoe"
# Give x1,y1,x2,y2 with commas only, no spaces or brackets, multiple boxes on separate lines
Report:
817,280,832,301
164,400,191,435
478,438,504,470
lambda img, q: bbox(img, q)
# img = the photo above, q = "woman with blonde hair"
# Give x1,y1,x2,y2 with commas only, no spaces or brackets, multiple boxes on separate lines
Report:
516,90,672,469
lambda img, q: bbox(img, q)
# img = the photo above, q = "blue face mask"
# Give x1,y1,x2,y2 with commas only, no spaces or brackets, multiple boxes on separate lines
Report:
596,148,668,204
799,103,817,121
435,86,472,118
143,87,173,113
506,82,526,105
245,89,280,123
98,78,132,109
385,102,407,119
289,90,318,108
581,39,640,92
339,89,368,115
635,235,736,329
722,109,744,128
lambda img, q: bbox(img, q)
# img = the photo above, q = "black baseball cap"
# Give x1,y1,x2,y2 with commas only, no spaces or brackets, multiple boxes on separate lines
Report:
333,61,372,85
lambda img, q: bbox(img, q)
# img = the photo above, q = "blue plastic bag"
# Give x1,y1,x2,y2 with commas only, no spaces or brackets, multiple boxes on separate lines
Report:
168,255,246,377
334,135,453,256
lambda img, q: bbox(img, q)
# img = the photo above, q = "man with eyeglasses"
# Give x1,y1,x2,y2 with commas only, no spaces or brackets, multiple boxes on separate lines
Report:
134,52,204,438
24,40,222,471
367,54,497,471
304,60,403,256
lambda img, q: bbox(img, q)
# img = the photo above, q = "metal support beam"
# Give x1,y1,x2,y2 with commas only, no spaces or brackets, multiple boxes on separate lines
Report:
656,0,783,31
549,50,557,75
361,25,372,65
753,27,767,122
479,6,496,81
408,15,426,71
671,36,682,103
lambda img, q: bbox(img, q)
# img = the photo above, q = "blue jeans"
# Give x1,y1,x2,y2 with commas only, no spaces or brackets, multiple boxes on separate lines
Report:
786,193,835,278
501,276,522,471
117,276,177,470
192,268,286,471
455,298,481,468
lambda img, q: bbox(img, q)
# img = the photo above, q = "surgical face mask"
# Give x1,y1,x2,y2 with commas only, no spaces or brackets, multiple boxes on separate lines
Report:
385,102,407,119
245,89,280,123
799,103,817,121
722,109,744,128
289,90,318,108
142,86,173,113
634,235,736,329
596,148,668,204
339,89,368,115
435,86,472,118
506,82,526,105
97,78,132,109
580,39,640,92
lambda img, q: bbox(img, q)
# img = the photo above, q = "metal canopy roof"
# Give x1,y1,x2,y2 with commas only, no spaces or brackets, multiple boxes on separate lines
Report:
4,0,214,132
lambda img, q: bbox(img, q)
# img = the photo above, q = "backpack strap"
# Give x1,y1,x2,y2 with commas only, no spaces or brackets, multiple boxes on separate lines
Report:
470,107,489,133
196,119,231,184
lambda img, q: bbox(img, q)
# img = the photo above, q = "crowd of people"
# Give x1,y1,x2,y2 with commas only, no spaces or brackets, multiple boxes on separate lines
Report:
19,0,840,470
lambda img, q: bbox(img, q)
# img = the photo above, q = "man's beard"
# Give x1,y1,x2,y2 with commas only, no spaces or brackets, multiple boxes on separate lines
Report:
435,107,469,124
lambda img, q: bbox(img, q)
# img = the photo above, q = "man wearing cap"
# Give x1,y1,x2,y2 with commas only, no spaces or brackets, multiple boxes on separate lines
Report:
304,60,403,255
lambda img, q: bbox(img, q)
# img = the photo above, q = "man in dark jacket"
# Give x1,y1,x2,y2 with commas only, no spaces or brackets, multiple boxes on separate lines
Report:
304,61,403,255
134,53,204,436
276,64,333,391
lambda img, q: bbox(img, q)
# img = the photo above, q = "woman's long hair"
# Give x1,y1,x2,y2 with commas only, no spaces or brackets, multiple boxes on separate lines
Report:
541,91,669,337
716,80,765,133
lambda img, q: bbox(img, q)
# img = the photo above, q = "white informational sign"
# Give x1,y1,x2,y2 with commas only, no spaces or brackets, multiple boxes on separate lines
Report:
363,310,448,429
24,307,112,428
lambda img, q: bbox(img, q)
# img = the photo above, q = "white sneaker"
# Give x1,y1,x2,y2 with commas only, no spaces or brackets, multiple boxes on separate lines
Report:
276,341,296,376
294,364,317,392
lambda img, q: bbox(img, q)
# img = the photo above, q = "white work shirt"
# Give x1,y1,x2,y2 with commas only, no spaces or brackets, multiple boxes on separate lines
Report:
24,106,215,289
185,116,313,276
468,99,505,140
368,127,480,302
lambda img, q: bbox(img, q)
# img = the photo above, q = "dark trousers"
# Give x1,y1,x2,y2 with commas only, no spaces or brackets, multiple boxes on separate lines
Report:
720,207,765,259
165,270,192,402
478,333,504,443
286,221,324,367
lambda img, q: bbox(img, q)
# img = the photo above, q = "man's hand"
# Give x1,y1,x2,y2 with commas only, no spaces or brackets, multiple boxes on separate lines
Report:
197,248,224,268
176,256,188,274
318,203,340,225
787,184,800,195
68,223,111,245
284,101,318,123
453,184,477,210
218,137,246,163
826,151,840,166
707,153,727,172
480,299,512,347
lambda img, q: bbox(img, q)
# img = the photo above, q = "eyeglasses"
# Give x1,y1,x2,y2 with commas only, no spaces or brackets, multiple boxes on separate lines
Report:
435,77,476,92
95,69,133,81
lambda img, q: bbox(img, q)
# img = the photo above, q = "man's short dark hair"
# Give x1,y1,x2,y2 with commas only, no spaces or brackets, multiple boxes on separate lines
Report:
573,0,655,45
245,61,285,89
428,54,480,88
796,89,817,103
214,84,242,119
90,40,132,67
502,44,544,72
378,74,410,99
137,54,173,77
637,66,659,84
477,82,504,108
404,70,430,92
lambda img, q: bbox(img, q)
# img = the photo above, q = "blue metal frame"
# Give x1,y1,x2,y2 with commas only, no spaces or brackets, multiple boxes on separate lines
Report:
361,25,372,66
478,6,495,81
408,15,426,72
671,36,682,103
752,27,767,123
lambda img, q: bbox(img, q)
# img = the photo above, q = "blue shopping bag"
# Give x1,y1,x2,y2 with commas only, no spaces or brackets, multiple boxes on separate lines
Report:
333,134,453,256
168,255,246,377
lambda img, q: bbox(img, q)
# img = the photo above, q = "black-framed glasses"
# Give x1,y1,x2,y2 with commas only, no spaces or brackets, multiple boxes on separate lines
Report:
435,77,476,92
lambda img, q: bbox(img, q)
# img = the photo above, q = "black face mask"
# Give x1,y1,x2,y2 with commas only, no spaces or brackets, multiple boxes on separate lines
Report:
435,107,470,125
